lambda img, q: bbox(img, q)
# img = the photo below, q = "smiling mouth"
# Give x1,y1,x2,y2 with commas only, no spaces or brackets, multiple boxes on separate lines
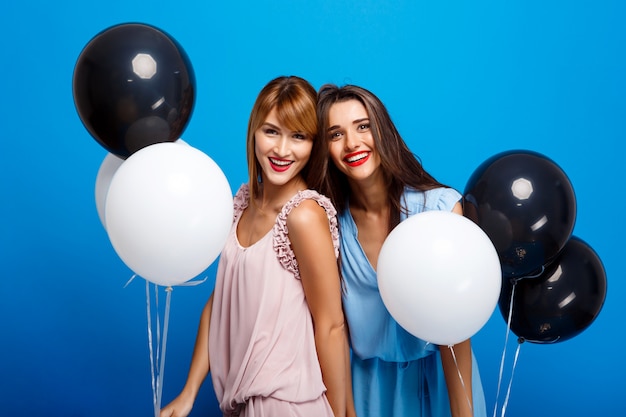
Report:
269,157,293,172
344,151,370,166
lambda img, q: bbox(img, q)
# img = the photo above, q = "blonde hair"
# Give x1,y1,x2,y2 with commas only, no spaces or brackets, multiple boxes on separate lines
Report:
246,76,318,198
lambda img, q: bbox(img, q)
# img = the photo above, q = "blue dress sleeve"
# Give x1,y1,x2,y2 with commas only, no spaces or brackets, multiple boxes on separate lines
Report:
400,187,462,220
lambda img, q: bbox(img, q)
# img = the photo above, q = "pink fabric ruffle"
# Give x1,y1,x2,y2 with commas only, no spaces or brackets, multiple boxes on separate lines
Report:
273,189,339,280
231,184,340,280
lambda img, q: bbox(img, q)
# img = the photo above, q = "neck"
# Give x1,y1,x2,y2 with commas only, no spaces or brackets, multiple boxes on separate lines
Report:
348,173,389,214
256,176,307,212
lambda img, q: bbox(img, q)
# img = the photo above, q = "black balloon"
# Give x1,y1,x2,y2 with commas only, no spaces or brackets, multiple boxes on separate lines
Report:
463,150,576,279
73,23,195,158
498,236,607,344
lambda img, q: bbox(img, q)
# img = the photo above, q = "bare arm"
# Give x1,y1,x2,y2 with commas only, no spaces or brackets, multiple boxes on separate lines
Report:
439,201,474,417
344,324,357,417
160,293,213,417
440,339,474,417
288,200,353,417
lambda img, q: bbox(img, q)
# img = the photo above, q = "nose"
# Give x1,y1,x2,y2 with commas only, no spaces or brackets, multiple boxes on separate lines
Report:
344,130,360,151
275,135,289,156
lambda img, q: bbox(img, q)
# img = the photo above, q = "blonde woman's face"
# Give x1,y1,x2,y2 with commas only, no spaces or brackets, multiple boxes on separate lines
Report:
254,107,313,186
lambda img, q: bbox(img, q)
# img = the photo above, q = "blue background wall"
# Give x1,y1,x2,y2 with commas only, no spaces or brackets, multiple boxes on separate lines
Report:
1,1,624,416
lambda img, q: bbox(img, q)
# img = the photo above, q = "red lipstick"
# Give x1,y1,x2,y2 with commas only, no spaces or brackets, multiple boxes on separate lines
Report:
269,157,293,172
344,151,370,167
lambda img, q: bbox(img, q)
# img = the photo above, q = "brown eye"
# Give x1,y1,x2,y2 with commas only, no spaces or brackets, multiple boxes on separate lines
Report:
328,131,342,141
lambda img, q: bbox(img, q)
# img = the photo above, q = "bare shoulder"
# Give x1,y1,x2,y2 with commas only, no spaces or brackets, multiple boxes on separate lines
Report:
451,201,463,215
287,199,328,226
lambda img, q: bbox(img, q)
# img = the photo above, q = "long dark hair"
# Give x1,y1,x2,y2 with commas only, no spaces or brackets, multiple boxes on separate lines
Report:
315,84,448,230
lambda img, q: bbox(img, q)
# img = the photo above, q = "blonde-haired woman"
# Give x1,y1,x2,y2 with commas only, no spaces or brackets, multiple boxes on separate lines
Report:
161,76,354,417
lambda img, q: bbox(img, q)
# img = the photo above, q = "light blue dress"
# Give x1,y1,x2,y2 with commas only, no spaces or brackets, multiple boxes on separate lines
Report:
340,187,487,417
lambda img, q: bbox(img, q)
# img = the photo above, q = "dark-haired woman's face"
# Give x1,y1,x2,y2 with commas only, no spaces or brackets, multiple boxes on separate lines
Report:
327,100,380,181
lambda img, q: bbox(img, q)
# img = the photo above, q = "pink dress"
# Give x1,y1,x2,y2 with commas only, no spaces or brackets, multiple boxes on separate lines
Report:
208,184,339,417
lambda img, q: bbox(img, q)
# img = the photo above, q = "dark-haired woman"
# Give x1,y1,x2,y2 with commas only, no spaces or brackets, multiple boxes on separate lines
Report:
315,84,486,417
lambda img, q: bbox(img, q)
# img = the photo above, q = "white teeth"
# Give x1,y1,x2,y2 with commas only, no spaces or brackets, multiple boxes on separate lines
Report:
269,158,291,166
346,152,367,163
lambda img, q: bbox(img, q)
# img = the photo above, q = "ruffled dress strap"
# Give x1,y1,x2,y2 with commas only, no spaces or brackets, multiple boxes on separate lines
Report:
273,189,339,280
232,184,250,224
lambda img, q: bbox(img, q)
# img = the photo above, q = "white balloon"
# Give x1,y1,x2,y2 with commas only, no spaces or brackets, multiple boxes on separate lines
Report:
377,210,502,346
95,139,188,230
95,153,124,229
104,142,233,286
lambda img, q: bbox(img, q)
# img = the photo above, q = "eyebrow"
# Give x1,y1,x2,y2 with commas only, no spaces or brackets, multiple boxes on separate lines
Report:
263,122,306,136
261,122,281,130
327,118,370,132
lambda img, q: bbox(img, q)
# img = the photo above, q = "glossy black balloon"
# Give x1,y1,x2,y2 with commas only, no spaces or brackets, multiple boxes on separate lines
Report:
463,150,576,279
498,236,607,344
73,23,195,158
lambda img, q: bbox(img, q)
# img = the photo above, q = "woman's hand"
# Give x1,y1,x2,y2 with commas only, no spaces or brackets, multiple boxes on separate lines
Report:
160,391,195,417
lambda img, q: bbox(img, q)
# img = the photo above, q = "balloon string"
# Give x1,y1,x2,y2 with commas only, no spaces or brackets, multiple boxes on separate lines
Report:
145,282,174,416
155,284,161,403
124,273,138,288
156,286,173,414
500,339,523,417
146,281,158,416
134,277,196,416
177,276,208,286
492,280,517,417
522,265,545,279
448,345,473,415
